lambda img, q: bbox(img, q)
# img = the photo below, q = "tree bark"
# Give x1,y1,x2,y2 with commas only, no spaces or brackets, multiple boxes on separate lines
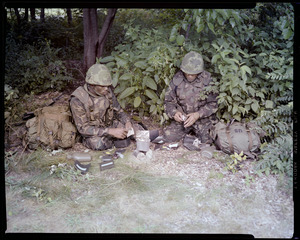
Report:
24,8,28,22
96,8,117,58
83,8,99,71
83,8,118,72
66,8,72,26
30,8,36,21
40,8,45,22
13,8,21,25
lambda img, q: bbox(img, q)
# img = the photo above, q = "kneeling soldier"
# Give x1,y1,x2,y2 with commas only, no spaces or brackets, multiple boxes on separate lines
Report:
70,64,133,150
163,51,219,145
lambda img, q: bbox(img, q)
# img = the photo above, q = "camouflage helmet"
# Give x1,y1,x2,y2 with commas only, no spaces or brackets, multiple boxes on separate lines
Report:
85,64,112,86
180,51,204,75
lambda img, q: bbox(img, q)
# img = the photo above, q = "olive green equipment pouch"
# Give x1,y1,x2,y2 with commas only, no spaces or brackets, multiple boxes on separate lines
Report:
24,105,78,150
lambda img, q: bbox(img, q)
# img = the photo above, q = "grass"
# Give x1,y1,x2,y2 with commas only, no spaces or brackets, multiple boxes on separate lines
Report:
5,147,294,236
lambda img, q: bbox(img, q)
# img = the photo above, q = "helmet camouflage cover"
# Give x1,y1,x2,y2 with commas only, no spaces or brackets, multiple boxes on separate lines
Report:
180,51,204,75
85,64,112,86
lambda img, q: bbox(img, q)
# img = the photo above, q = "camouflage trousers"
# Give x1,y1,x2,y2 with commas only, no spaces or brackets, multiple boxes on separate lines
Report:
82,121,143,150
163,117,217,144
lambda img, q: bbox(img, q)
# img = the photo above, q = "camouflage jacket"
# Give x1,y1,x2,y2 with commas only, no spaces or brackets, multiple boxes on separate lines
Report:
164,70,218,119
70,84,130,138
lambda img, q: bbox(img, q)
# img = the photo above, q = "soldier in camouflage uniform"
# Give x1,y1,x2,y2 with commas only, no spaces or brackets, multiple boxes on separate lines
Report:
70,64,133,150
163,51,218,144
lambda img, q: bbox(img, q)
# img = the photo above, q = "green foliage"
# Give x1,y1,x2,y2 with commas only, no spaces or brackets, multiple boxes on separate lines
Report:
226,151,247,173
255,135,293,188
169,4,293,123
100,22,189,124
168,3,293,180
5,38,73,95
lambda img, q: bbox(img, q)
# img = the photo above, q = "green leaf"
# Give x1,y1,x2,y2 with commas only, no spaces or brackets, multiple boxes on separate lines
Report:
207,22,215,34
231,87,240,96
229,18,235,28
134,96,142,108
99,56,114,63
119,73,133,81
112,73,119,88
118,87,136,100
145,89,158,101
145,67,154,72
251,101,259,113
196,15,201,26
256,92,264,99
245,98,252,105
197,23,205,33
212,43,219,50
283,28,293,40
134,61,147,69
176,35,185,46
212,54,221,64
265,100,273,109
150,104,156,113
115,56,127,67
232,104,238,115
248,86,256,96
238,106,248,115
169,25,179,42
144,76,157,90
241,65,252,76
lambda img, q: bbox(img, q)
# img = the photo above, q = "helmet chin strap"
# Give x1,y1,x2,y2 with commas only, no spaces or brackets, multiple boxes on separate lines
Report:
84,83,101,97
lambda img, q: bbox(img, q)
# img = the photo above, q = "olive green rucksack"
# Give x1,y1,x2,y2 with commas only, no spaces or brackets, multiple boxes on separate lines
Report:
24,105,78,150
210,121,264,159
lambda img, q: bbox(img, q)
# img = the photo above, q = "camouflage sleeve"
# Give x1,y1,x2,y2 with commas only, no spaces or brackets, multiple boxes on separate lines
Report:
70,97,109,137
112,92,131,124
164,81,180,118
198,92,218,119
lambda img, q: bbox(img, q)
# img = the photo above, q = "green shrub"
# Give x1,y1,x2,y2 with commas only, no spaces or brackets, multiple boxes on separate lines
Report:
5,38,73,95
167,4,293,181
99,22,192,124
255,134,293,187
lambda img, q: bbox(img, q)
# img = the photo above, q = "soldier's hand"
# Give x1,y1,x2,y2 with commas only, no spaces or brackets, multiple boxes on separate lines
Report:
108,128,128,139
174,111,184,122
184,112,200,128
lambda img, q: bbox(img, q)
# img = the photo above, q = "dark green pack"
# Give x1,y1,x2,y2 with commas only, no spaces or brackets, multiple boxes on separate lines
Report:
210,121,263,159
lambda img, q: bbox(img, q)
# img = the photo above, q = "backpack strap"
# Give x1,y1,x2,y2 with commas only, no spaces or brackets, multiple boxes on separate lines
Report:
71,86,91,120
35,108,43,142
48,130,55,149
245,125,253,152
226,126,234,153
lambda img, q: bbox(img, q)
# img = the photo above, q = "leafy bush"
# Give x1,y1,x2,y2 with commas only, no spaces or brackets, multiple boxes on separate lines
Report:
167,3,293,180
255,134,293,188
99,22,192,124
169,4,293,123
5,37,73,95
6,13,84,60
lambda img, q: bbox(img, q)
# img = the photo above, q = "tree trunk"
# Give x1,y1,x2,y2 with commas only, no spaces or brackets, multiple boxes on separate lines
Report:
66,8,72,26
96,8,117,58
24,8,28,22
30,8,36,21
83,8,99,71
83,8,118,72
40,8,45,22
14,8,21,25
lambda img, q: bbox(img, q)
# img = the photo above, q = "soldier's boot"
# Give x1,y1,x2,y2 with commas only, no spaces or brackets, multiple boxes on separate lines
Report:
183,135,204,151
162,121,186,143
